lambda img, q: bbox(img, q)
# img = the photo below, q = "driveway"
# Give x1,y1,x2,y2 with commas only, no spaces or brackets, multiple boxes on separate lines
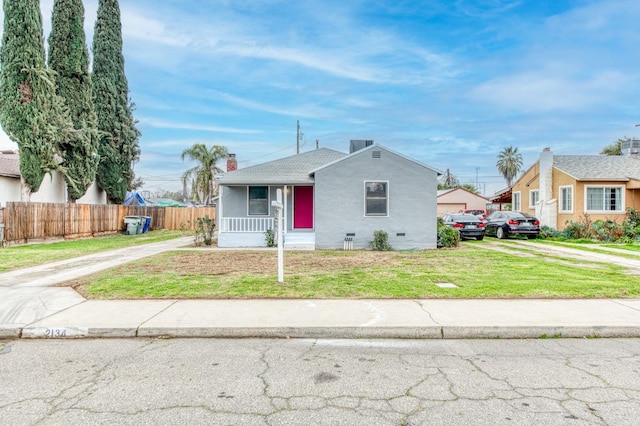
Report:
478,239,640,274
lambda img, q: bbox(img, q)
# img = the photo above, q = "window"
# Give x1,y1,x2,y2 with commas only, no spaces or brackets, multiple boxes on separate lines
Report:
586,186,623,212
560,186,573,213
248,186,269,215
365,181,388,216
529,190,539,208
512,192,521,211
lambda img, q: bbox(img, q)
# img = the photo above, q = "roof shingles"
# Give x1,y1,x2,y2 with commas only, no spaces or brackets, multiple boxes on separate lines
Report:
0,153,20,178
554,155,640,181
217,148,347,185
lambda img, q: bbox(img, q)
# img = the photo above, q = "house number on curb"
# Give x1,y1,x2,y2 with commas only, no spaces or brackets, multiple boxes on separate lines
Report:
45,328,67,338
22,327,89,338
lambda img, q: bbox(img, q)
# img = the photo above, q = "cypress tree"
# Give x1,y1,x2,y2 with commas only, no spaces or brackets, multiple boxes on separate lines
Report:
92,0,141,204
0,0,72,192
48,0,100,201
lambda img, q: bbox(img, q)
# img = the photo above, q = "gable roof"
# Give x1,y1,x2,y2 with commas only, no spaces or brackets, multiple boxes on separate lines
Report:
553,155,640,181
310,143,442,175
437,187,489,200
217,148,347,185
0,152,20,178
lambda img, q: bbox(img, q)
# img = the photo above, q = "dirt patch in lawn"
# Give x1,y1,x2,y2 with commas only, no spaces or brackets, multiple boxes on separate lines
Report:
140,250,401,275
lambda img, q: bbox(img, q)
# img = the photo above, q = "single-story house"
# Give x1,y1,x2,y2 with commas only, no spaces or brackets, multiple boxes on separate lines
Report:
216,142,441,250
0,150,106,207
437,187,489,217
511,147,640,230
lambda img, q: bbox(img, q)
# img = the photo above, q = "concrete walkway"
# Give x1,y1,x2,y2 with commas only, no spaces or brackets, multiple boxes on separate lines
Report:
1,237,639,339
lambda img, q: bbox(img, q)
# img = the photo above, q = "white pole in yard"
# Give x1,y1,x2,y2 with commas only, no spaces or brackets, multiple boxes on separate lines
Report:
272,189,284,282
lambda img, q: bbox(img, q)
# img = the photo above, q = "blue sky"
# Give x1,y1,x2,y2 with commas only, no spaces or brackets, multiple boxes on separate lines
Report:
1,0,640,196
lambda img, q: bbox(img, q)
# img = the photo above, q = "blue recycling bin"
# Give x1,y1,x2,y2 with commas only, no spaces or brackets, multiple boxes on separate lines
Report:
142,216,152,233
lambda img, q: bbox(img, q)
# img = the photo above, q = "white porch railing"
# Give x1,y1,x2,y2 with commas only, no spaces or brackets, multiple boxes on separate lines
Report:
220,217,274,232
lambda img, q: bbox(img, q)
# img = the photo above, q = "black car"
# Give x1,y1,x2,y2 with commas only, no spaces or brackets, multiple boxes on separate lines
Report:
442,213,486,240
485,211,540,239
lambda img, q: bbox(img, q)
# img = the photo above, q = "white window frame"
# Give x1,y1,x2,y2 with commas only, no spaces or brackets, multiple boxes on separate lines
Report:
529,189,539,209
512,191,521,211
584,185,625,213
364,180,389,217
559,185,573,213
247,185,270,216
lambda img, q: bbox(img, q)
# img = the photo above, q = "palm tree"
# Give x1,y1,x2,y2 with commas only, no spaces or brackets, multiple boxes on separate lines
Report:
181,144,229,205
496,146,523,187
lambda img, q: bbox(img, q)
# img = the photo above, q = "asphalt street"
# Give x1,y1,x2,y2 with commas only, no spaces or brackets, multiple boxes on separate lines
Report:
1,338,639,425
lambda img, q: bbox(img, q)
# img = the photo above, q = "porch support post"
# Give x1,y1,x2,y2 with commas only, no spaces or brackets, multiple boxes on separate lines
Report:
283,185,288,235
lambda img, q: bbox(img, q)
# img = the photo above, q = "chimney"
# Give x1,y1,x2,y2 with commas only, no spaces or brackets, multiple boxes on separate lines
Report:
537,148,557,229
349,140,374,153
226,154,237,172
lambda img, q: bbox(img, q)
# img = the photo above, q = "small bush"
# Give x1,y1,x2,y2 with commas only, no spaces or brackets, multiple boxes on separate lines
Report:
194,215,215,246
437,218,460,248
562,218,590,240
539,225,560,239
369,230,392,251
265,229,276,247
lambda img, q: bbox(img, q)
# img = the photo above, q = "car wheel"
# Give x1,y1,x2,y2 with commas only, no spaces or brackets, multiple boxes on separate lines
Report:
497,227,507,239
476,236,484,241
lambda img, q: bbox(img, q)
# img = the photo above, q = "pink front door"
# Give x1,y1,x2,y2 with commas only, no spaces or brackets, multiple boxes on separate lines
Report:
294,186,314,229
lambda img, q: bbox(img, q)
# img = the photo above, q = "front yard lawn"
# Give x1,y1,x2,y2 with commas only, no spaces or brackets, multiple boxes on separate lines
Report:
0,230,186,272
70,245,640,299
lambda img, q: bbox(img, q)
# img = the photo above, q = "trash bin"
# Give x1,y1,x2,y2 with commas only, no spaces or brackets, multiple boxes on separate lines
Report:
123,216,142,235
142,216,152,233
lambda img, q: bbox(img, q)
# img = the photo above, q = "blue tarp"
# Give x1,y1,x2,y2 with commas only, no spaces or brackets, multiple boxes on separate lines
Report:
124,192,147,206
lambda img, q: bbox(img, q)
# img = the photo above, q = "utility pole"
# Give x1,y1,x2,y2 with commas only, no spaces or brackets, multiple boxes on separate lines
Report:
296,120,300,154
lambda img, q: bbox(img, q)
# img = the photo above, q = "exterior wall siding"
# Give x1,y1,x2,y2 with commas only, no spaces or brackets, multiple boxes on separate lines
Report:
511,162,539,215
0,176,21,207
314,148,438,250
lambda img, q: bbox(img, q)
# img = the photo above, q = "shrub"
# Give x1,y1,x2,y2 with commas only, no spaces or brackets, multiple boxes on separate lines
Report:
369,230,392,251
194,215,215,246
539,225,560,239
265,229,276,247
562,218,590,240
437,218,460,248
591,219,623,242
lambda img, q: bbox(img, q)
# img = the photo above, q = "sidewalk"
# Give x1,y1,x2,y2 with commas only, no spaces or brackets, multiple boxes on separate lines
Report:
1,237,640,339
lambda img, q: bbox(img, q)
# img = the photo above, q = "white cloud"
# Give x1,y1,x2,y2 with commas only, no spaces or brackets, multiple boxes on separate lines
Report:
140,118,261,134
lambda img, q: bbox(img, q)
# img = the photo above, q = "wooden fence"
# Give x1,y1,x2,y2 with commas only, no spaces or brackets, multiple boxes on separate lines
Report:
0,202,215,245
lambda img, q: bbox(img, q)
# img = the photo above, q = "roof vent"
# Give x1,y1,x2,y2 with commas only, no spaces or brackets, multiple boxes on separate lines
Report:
372,150,381,159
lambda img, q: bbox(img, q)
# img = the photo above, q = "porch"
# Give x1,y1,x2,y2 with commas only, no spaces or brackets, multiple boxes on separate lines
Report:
218,217,315,249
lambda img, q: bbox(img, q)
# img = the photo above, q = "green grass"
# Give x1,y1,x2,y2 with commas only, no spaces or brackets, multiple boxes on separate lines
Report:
79,245,640,299
532,239,640,259
0,230,187,272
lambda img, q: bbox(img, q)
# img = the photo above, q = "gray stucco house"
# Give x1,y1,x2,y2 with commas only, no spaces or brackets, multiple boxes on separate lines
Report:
216,142,441,250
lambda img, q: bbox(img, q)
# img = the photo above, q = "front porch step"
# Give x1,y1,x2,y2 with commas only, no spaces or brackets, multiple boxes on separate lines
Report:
283,232,315,250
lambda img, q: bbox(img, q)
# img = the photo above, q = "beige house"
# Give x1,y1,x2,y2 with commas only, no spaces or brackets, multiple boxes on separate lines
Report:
511,148,640,230
437,187,489,217
0,150,106,207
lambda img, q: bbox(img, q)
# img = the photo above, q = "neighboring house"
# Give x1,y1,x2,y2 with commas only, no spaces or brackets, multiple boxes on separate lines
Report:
437,187,489,217
0,150,106,207
511,147,640,230
216,142,441,250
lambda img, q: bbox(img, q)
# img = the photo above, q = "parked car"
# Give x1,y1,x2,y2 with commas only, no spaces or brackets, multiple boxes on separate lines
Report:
485,211,540,239
459,209,487,221
442,213,486,240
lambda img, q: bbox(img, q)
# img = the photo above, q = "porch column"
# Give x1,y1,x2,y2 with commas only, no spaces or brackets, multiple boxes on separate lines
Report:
283,185,288,234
